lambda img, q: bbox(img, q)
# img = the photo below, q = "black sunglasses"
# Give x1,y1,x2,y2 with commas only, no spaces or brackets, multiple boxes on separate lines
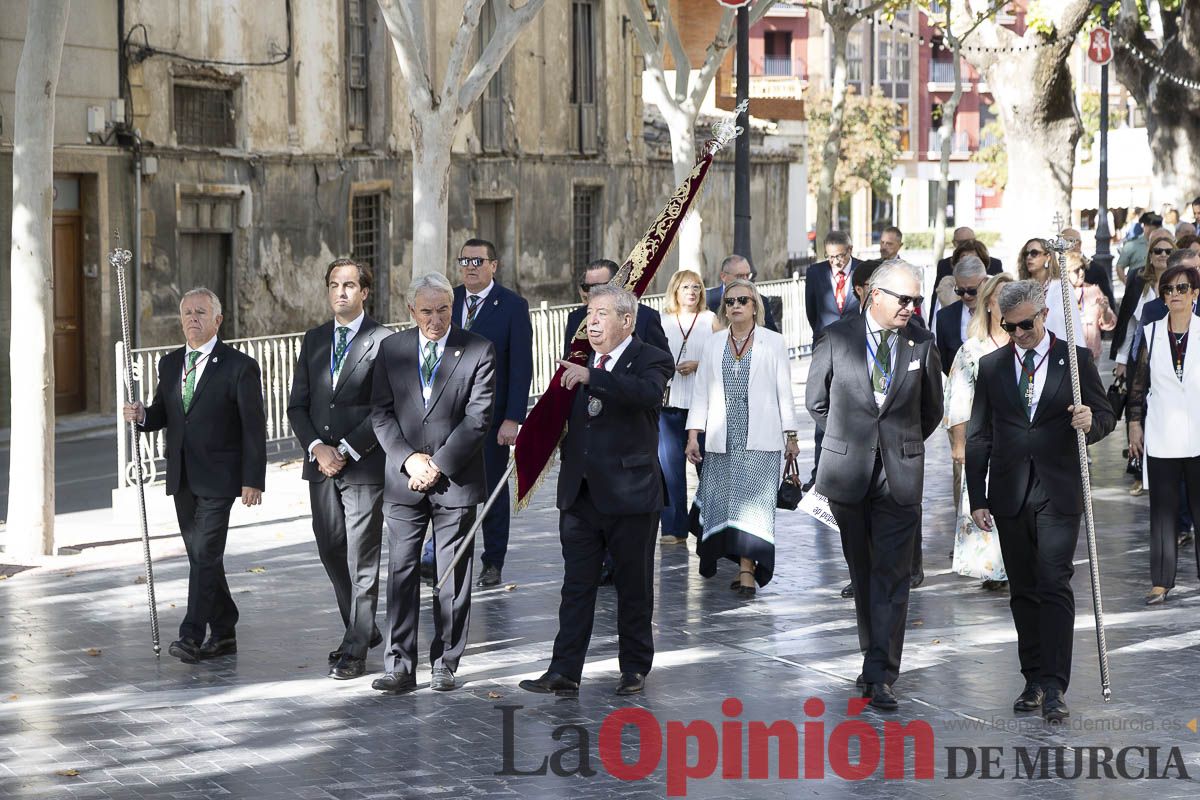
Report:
1162,282,1195,296
579,281,605,292
457,256,493,267
954,286,979,297
723,295,754,307
1025,249,1047,258
875,286,924,309
1000,316,1039,333
1151,247,1174,257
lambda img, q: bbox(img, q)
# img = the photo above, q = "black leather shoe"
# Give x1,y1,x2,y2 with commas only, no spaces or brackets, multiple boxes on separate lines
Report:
199,635,237,659
476,564,502,588
329,654,366,680
431,666,456,691
864,682,898,711
371,672,417,694
855,673,866,690
168,638,202,664
420,561,436,586
519,671,580,697
910,570,925,589
840,582,855,598
330,630,385,664
1042,689,1070,723
615,672,646,696
1012,683,1044,713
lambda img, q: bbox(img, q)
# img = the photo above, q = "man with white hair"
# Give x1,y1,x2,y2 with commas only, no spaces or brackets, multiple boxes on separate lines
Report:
370,273,496,694
935,255,988,375
123,288,267,665
806,259,944,711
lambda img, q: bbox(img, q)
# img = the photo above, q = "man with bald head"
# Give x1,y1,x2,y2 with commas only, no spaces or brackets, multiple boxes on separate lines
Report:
933,227,1003,293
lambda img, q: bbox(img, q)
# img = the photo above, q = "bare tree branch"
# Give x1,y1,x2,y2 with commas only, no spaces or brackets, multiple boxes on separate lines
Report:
651,0,692,100
458,0,546,116
750,0,780,26
442,0,488,113
377,0,434,111
689,9,736,110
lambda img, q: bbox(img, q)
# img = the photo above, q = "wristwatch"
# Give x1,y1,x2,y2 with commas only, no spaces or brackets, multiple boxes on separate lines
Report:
336,442,350,458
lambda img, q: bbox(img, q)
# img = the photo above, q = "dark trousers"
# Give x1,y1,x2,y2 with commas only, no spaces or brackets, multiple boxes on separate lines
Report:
309,477,384,658
1147,455,1200,589
829,457,920,686
173,486,237,642
423,430,510,568
549,484,657,683
658,408,702,537
993,470,1080,693
383,500,476,675
809,424,825,484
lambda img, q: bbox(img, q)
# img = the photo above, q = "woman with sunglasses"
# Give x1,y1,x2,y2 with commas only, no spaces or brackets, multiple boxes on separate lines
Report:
1112,231,1175,378
1127,265,1200,605
686,279,799,597
1064,251,1116,362
1017,238,1086,349
944,273,1013,591
657,270,718,546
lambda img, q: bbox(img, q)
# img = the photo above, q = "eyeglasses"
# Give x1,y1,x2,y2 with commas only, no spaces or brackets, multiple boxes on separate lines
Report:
953,286,979,297
723,295,754,307
457,257,493,267
1000,316,1040,333
1162,283,1195,296
875,286,924,309
1151,247,1174,256
1025,249,1047,258
579,282,605,293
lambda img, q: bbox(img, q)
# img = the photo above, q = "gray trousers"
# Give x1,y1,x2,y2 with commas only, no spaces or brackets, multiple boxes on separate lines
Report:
310,478,384,659
383,499,476,676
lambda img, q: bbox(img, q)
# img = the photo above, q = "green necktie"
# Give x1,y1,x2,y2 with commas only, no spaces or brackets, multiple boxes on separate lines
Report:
421,340,439,384
871,329,892,394
332,326,351,382
1018,349,1038,418
182,350,201,412
465,295,481,330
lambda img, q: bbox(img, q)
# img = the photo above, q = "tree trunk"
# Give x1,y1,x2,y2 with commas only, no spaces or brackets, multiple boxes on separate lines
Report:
814,20,850,247
7,0,70,558
665,111,703,273
409,116,454,281
932,34,964,266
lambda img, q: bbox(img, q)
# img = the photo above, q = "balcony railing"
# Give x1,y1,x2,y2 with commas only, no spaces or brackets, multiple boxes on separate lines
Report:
928,60,965,84
928,128,971,153
115,275,814,489
761,55,798,77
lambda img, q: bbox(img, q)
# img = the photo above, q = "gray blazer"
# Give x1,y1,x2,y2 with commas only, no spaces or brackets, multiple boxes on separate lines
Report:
370,327,496,507
288,317,393,485
805,314,943,506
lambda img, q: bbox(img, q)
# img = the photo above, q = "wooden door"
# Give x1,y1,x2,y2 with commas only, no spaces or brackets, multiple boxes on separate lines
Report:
52,214,85,413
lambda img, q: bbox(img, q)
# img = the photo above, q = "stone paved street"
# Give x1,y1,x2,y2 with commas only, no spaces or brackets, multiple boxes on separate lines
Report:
2,359,1199,799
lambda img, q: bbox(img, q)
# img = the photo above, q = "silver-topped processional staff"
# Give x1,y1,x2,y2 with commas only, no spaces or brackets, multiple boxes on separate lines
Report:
1047,212,1111,701
111,236,161,656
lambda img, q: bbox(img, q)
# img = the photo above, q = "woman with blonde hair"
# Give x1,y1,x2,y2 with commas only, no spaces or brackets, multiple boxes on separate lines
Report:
944,272,1014,590
657,269,718,545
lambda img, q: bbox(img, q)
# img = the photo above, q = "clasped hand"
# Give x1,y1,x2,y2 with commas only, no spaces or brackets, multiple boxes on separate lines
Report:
404,452,441,492
313,444,346,477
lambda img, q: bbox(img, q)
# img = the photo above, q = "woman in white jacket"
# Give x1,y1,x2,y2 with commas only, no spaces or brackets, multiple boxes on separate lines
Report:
686,279,799,597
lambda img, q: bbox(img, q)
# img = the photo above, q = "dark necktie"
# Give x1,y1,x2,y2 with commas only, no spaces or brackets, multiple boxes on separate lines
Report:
332,326,351,382
871,330,892,394
421,341,439,384
465,295,481,330
1018,349,1038,417
596,354,611,371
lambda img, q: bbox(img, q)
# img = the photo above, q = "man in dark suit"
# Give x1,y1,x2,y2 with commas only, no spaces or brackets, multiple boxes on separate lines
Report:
123,288,266,664
369,273,496,694
419,239,532,590
521,285,673,697
563,258,669,357
933,227,1004,285
705,254,779,332
935,255,988,375
806,260,943,711
288,258,393,680
967,279,1115,724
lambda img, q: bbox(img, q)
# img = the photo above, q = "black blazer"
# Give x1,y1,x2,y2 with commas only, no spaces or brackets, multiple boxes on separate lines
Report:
140,340,267,498
370,327,496,507
966,337,1115,518
934,300,967,376
805,314,943,506
805,259,863,340
453,282,533,426
705,285,779,332
287,317,394,484
930,255,1003,318
557,337,674,515
562,303,670,359
1110,267,1148,360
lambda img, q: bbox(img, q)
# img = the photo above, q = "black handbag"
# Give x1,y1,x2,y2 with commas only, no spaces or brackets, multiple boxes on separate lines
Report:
777,454,804,511
1106,374,1127,421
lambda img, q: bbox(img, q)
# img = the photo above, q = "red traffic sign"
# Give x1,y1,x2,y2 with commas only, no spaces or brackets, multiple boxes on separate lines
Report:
1088,27,1113,66
715,0,754,7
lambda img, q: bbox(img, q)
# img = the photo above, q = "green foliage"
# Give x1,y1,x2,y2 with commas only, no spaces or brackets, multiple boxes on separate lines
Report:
972,105,1006,190
1078,90,1128,156
806,87,901,199
1023,1,1057,36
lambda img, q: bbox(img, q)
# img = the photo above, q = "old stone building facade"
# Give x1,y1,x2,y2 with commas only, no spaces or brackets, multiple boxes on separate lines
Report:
1,0,794,423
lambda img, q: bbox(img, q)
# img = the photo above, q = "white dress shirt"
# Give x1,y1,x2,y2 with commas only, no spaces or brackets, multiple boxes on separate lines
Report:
960,304,973,344
593,334,633,370
661,309,717,409
417,330,448,406
182,334,218,389
1012,332,1053,418
461,280,495,328
864,311,899,408
1043,279,1087,350
307,313,367,462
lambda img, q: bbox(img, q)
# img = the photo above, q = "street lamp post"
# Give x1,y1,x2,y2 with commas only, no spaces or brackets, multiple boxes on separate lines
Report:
734,5,752,261
1091,0,1114,278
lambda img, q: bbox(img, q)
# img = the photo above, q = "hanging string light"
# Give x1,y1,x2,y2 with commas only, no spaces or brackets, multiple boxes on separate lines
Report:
1110,31,1200,91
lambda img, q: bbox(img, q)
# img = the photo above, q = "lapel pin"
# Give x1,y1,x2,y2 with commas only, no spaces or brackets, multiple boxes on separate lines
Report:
454,350,461,357
212,356,218,363
493,299,499,306
1059,358,1065,365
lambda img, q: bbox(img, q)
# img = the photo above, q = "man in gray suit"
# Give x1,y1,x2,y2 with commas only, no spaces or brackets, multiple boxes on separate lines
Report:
370,273,496,694
806,259,944,711
288,258,393,680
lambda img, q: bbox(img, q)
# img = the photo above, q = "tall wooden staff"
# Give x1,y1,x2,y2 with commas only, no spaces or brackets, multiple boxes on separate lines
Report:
111,240,161,656
1048,213,1111,701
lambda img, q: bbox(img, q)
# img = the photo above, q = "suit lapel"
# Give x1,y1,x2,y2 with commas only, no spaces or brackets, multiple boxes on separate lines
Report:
186,341,226,414
399,330,425,412
613,336,642,373
469,285,502,329
998,344,1026,418
1032,338,1068,425
878,327,915,416
312,321,335,392
424,329,467,417
332,319,379,398
847,315,876,411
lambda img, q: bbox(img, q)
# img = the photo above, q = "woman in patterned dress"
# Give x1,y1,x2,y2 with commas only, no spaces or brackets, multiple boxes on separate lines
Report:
685,279,799,597
945,273,1013,590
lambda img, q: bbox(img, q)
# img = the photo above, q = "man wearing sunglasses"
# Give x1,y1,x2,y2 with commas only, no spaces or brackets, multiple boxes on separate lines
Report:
966,280,1115,723
935,255,987,376
562,259,669,361
806,259,944,711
